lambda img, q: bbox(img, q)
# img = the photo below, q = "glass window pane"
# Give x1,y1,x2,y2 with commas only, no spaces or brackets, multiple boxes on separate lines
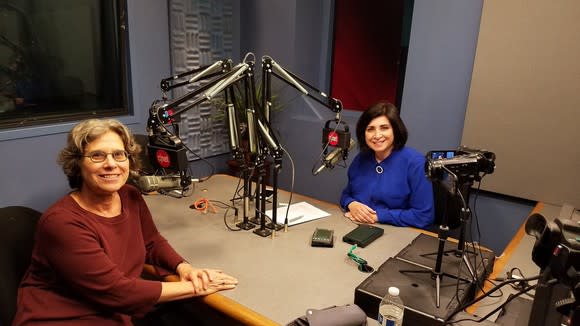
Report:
0,0,128,129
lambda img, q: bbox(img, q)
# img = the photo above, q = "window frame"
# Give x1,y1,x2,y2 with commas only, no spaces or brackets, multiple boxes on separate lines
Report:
0,0,135,140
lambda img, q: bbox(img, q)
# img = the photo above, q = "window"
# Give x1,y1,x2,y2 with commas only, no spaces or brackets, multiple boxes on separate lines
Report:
0,0,129,129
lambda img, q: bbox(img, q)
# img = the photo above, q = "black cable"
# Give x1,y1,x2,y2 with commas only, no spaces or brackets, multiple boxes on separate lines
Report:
223,171,246,231
483,278,504,298
230,166,255,205
444,274,542,323
451,242,467,308
473,176,484,244
464,201,480,287
223,167,277,229
443,282,538,325
463,176,499,300
223,206,241,231
509,267,525,279
451,189,471,307
179,140,215,182
466,207,487,299
471,175,510,300
231,171,245,204
280,146,296,226
505,267,535,298
473,176,491,279
209,199,236,209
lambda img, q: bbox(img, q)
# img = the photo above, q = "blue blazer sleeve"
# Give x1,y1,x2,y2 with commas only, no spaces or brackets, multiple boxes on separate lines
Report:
340,154,360,211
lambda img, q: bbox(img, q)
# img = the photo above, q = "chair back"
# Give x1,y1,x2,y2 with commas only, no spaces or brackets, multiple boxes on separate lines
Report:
0,206,41,326
432,180,463,230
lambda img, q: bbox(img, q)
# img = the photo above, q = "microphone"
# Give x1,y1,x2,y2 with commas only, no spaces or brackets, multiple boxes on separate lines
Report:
137,175,198,193
188,60,224,83
267,57,308,95
314,139,356,176
204,63,249,99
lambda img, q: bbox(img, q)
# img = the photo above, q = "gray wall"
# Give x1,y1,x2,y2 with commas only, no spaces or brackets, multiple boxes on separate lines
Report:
397,1,533,254
239,0,534,254
0,0,230,210
0,0,534,254
0,0,168,210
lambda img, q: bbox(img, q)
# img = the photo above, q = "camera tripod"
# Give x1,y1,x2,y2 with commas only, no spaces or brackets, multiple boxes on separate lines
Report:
400,177,479,308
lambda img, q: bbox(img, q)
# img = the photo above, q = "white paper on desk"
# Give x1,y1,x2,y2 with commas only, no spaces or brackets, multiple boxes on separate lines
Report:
265,201,330,226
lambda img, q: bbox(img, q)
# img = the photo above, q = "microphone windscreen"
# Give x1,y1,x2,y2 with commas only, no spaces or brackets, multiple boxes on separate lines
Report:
137,175,181,192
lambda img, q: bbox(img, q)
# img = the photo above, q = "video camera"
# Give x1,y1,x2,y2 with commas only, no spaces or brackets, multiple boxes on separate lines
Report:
425,146,496,181
525,214,580,325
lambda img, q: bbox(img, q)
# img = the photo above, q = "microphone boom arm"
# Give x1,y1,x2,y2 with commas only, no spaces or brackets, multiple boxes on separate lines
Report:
146,59,250,191
159,59,233,94
262,56,343,118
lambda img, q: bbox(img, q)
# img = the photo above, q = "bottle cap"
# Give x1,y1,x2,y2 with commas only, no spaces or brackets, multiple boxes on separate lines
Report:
388,286,400,296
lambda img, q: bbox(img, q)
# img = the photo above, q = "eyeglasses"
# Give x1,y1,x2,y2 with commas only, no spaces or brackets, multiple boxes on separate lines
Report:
347,245,374,273
83,150,129,163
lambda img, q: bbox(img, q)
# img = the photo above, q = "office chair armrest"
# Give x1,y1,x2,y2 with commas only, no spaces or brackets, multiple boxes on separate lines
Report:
141,264,280,326
142,263,180,282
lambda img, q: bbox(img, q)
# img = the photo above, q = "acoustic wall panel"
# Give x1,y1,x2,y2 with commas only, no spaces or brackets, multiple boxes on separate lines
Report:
462,0,580,207
168,0,233,160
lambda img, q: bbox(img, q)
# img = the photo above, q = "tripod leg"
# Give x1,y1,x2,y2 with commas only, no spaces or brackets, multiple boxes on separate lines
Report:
462,253,477,282
433,225,448,308
436,273,441,308
434,225,449,276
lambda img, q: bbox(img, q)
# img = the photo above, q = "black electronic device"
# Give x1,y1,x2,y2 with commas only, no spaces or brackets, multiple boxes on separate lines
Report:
425,146,495,181
421,146,496,308
322,119,351,150
524,214,580,326
342,225,384,248
311,228,334,247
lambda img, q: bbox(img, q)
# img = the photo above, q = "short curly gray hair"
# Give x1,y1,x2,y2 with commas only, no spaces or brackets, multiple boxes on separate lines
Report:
57,119,142,189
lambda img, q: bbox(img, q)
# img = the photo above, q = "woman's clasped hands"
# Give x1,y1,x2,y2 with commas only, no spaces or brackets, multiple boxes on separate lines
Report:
176,262,238,296
346,201,378,224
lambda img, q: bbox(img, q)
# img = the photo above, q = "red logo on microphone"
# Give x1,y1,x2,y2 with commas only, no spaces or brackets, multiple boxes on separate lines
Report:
156,149,171,168
327,131,339,146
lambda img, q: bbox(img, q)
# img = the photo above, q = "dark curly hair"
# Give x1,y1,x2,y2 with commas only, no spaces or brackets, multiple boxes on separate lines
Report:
356,102,408,152
57,119,142,189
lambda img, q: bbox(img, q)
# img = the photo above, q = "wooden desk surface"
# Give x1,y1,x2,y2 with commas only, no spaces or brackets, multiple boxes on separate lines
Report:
144,174,421,324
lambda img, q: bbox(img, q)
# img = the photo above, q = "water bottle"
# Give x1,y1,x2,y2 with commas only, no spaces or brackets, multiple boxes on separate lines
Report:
377,286,404,326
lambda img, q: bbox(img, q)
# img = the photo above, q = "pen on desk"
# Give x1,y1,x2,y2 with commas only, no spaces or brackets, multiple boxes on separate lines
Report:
288,215,304,223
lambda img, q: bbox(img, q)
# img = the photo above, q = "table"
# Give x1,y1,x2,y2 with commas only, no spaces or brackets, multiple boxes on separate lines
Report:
144,174,422,324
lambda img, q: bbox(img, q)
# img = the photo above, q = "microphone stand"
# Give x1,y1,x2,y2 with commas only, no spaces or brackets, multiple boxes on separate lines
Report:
236,62,271,237
242,63,259,227
224,85,254,230
260,57,284,232
265,154,283,231
235,165,255,230
252,152,272,237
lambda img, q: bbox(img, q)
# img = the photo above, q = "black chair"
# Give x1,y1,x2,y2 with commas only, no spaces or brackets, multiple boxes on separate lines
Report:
0,206,42,326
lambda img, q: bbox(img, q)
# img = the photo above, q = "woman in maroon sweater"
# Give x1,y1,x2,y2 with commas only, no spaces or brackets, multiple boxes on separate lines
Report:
12,119,237,325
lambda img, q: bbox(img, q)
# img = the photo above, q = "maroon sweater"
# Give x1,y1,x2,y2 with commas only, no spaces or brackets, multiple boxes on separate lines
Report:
12,185,184,325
